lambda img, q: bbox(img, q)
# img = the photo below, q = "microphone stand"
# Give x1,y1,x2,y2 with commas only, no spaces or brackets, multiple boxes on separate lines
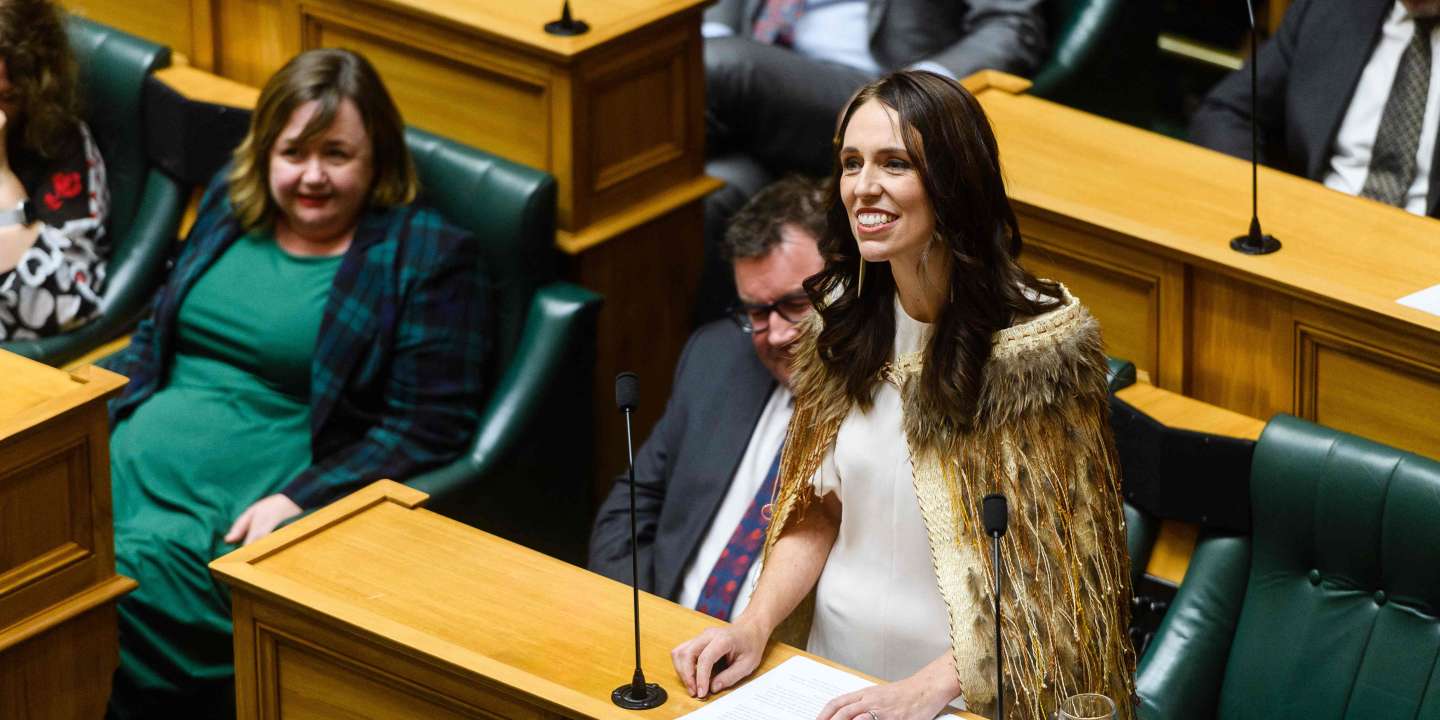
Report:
1230,0,1281,255
612,373,666,710
982,493,1008,720
991,533,1004,720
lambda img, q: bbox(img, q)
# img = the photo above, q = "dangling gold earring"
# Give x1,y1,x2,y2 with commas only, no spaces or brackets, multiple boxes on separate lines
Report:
856,257,866,296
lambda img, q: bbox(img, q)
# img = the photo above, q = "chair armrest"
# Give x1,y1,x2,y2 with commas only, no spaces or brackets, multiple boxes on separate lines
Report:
1136,533,1251,720
2,170,184,366
410,281,603,500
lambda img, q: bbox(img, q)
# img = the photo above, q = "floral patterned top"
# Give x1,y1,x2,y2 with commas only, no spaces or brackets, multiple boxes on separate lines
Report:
0,122,109,341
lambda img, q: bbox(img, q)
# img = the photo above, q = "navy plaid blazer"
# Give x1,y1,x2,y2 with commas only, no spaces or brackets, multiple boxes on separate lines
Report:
104,173,488,509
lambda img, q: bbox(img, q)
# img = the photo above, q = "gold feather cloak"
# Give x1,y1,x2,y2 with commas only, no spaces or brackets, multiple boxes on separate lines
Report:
764,287,1136,719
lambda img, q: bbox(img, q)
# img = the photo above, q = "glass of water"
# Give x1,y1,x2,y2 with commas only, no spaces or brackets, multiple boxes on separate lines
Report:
1058,693,1116,720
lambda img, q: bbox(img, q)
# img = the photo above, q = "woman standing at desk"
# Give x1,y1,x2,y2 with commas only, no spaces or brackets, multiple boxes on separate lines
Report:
672,71,1135,719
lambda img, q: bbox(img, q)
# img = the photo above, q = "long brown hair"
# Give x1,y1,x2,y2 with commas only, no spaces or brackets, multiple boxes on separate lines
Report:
0,0,80,158
806,70,1061,433
228,48,417,230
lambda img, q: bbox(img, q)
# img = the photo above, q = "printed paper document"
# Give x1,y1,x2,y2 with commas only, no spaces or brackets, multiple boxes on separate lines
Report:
678,656,965,720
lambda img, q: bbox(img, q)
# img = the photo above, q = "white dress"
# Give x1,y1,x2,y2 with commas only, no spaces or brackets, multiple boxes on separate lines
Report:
806,297,953,683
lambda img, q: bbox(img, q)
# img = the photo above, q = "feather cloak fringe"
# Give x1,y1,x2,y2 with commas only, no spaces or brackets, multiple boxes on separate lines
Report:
764,288,1136,720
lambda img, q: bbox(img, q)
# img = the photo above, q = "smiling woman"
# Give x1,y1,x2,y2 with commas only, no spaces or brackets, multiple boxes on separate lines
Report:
671,71,1136,720
99,48,486,718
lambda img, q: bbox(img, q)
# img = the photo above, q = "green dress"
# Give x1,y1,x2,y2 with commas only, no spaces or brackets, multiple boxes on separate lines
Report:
108,232,341,717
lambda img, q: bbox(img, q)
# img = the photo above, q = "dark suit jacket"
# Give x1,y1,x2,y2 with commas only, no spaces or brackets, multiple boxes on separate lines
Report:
705,0,1047,78
103,171,488,509
588,320,777,600
1190,0,1440,217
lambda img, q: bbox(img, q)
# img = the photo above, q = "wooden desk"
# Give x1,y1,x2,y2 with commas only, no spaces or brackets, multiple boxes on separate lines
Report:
963,72,1440,461
0,350,134,718
211,480,985,719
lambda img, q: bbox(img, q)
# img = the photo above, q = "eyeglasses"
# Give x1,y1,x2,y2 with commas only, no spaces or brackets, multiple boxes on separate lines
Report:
728,291,812,334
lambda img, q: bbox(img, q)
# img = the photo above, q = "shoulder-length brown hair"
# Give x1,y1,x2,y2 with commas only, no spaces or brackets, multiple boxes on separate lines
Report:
0,0,81,158
806,70,1061,433
228,48,417,230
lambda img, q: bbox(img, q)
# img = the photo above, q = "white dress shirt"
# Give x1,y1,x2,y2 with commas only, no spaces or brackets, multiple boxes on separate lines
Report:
1324,2,1440,215
677,384,793,618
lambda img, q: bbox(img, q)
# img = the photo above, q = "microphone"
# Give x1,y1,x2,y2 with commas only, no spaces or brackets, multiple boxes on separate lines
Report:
1230,0,1281,255
611,372,666,710
982,493,1008,720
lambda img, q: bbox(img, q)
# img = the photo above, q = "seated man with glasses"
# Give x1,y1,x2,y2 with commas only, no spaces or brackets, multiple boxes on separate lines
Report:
589,176,824,620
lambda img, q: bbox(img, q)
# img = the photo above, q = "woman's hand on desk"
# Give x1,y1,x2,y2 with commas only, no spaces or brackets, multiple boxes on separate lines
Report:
225,493,303,545
671,616,768,699
817,652,960,720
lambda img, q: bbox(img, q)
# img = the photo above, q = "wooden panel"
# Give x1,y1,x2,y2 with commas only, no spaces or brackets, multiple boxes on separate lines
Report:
1019,214,1187,390
1295,321,1440,461
264,625,549,719
213,0,292,87
0,444,83,578
572,22,696,228
0,603,118,720
62,0,215,68
300,0,553,171
1188,267,1295,420
574,202,704,502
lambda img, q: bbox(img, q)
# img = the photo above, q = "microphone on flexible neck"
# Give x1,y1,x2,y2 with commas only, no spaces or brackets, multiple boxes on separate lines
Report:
1230,0,1281,255
611,372,666,710
982,493,1008,720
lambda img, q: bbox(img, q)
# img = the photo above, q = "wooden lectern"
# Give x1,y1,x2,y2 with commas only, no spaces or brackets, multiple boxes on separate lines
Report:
212,480,984,719
0,350,133,718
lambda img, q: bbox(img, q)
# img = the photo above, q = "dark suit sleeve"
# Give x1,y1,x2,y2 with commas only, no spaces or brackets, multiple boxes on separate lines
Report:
1189,0,1312,163
923,0,1047,79
587,331,704,592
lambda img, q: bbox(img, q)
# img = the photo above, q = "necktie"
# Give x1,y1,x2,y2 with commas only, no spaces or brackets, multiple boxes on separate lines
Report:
1360,16,1440,206
752,0,806,47
695,446,783,621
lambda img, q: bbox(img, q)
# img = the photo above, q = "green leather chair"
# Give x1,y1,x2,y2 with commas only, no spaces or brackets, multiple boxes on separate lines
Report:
1,17,186,365
402,128,602,564
1031,0,1158,128
1135,414,1440,720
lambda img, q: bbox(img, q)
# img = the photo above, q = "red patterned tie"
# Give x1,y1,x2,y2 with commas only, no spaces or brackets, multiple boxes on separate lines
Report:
752,0,806,47
695,447,783,620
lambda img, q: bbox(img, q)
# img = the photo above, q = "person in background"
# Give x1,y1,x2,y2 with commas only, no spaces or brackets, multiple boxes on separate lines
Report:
102,48,487,717
1191,0,1440,219
672,70,1135,720
694,0,1046,323
0,0,108,341
590,176,825,620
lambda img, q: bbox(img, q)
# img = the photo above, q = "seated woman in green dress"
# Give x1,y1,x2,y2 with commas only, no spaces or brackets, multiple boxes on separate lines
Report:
100,48,487,718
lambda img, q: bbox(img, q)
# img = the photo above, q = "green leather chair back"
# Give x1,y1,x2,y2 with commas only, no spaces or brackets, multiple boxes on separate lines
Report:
404,127,558,382
1031,0,1157,127
400,128,601,562
65,16,170,246
1136,414,1440,719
